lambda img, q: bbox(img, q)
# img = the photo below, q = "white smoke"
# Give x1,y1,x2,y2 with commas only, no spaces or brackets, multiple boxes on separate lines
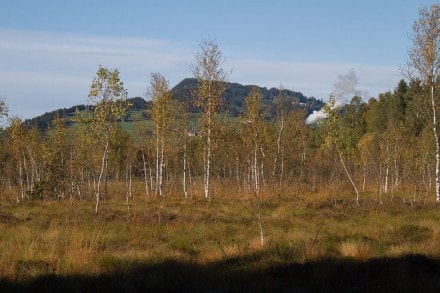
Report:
305,69,360,124
305,109,328,124
331,69,361,106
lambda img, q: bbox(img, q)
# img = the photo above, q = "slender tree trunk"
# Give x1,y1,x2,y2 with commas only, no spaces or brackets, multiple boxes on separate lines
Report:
95,139,109,213
379,163,383,203
159,139,164,197
272,105,284,179
146,147,153,197
425,164,432,203
18,160,24,199
300,129,307,181
204,112,211,202
253,135,264,247
431,85,440,203
235,154,240,188
279,150,284,190
155,127,159,197
393,144,400,190
142,151,149,196
384,163,389,194
257,200,264,247
126,160,132,215
260,146,266,186
30,151,40,182
104,149,108,199
336,144,360,204
188,160,193,199
253,143,259,192
69,149,74,200
22,152,30,192
183,140,188,199
362,163,367,192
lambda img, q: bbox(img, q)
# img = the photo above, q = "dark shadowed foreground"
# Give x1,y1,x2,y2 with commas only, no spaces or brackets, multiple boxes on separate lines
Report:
1,253,439,292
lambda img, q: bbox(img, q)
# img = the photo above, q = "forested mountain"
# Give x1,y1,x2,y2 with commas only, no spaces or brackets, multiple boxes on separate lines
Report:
24,78,323,130
170,78,324,117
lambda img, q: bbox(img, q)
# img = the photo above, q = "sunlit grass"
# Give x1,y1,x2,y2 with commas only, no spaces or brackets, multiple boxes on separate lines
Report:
1,180,440,282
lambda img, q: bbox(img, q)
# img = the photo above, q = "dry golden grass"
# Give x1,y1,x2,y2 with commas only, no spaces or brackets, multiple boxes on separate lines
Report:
338,241,371,260
303,240,327,261
1,180,440,282
388,244,412,256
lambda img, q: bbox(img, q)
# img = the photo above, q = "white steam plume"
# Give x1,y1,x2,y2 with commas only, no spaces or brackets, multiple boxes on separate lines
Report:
305,109,328,124
305,69,360,124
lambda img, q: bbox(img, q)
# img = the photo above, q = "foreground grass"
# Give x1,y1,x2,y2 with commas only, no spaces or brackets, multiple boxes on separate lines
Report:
1,183,440,291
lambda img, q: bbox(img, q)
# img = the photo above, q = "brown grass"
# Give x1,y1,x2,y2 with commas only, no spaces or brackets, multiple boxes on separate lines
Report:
1,180,440,282
339,241,371,260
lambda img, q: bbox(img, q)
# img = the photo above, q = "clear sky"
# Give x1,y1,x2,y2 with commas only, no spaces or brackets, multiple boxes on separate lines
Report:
0,0,437,119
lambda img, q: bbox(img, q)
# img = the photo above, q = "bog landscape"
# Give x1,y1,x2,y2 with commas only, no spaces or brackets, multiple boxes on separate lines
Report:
2,4,440,292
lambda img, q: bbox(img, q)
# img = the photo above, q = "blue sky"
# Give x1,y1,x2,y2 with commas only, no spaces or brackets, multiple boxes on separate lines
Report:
0,0,436,119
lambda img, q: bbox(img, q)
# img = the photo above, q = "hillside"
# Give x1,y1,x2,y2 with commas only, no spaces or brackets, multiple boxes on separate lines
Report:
24,79,324,130
171,78,323,117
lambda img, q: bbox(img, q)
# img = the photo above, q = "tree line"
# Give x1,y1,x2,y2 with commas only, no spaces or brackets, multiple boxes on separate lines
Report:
1,4,440,210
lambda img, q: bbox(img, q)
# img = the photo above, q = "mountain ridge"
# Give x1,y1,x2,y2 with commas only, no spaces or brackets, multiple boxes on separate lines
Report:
24,78,324,130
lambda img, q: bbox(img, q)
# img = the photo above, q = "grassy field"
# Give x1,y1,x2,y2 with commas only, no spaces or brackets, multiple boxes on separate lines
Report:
1,182,440,291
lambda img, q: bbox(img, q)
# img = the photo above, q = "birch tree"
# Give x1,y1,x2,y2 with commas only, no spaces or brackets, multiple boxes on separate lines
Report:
324,96,361,204
6,117,27,201
88,66,129,213
272,87,287,189
240,88,266,246
407,4,440,202
43,116,69,199
192,38,227,202
174,101,191,198
148,73,173,197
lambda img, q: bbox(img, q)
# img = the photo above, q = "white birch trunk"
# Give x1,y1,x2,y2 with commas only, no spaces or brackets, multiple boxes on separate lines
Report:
279,150,284,189
362,164,367,192
18,160,24,200
384,164,389,194
183,140,188,199
104,149,108,199
431,84,440,203
336,144,360,204
142,151,149,196
393,144,400,190
204,112,211,202
155,126,160,197
95,139,109,213
159,139,164,197
260,147,266,185
253,144,259,193
28,151,39,182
